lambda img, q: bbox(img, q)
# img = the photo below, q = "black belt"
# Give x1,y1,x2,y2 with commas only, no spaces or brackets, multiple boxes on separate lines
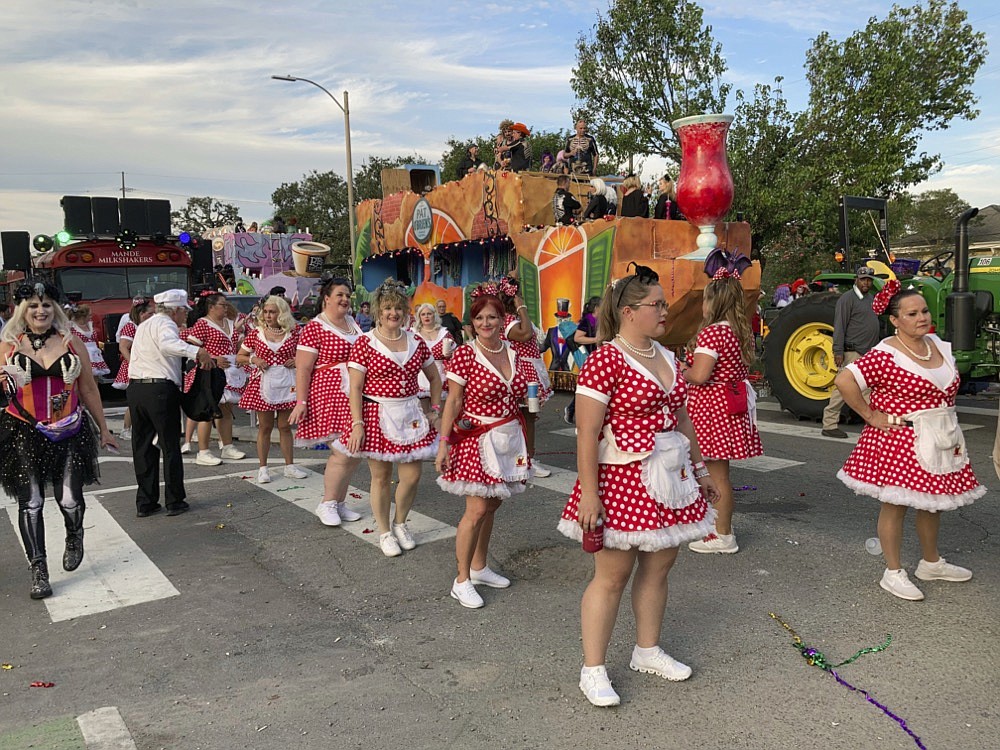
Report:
131,378,175,384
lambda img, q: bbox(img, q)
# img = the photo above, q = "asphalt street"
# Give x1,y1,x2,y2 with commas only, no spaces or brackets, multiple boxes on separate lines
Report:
1,389,999,750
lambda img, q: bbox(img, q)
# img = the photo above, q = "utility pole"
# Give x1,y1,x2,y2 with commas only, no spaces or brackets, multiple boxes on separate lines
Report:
121,172,127,199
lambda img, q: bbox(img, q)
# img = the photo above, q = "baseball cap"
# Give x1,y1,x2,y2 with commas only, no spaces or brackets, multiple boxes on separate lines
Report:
856,266,877,279
153,289,192,309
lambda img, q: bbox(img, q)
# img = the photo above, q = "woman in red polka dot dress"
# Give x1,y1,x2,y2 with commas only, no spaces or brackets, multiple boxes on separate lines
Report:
345,280,443,558
435,291,537,609
413,302,455,400
499,275,554,477
684,271,763,554
558,264,719,708
289,277,365,528
237,294,308,484
183,292,247,465
69,305,110,378
835,283,984,602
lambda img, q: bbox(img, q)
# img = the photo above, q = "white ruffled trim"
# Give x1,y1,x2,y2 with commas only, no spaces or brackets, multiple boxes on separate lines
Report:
436,476,527,499
356,441,439,463
557,512,716,552
837,469,985,511
111,381,128,391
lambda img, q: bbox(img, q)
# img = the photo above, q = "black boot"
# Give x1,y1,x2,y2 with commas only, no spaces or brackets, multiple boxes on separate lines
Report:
63,531,85,571
30,560,52,600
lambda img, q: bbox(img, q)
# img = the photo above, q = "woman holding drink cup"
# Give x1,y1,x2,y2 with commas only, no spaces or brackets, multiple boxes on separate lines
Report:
498,275,553,477
557,264,719,707
436,287,537,608
413,302,456,404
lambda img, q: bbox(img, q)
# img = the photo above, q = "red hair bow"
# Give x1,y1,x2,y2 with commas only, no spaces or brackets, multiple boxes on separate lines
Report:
470,282,499,299
712,267,741,281
871,279,900,315
499,276,519,297
199,289,218,298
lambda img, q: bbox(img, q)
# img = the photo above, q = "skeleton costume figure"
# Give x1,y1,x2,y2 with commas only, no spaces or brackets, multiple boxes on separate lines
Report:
0,282,116,600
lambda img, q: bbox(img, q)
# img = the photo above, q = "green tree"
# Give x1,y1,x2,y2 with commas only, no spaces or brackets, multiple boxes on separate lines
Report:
271,170,350,264
171,196,242,234
791,0,986,243
570,0,730,166
891,188,973,249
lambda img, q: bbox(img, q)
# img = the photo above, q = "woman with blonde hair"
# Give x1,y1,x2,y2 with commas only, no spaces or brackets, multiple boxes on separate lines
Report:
237,294,308,483
618,175,649,218
558,264,718,706
346,279,442,557
582,178,616,220
654,174,681,220
413,302,455,402
683,270,763,554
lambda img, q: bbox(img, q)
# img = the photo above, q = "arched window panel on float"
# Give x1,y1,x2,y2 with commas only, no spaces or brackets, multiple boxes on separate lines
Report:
360,248,424,290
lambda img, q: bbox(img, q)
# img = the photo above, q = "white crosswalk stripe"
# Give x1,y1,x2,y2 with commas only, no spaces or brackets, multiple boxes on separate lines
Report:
1,490,179,623
249,467,458,547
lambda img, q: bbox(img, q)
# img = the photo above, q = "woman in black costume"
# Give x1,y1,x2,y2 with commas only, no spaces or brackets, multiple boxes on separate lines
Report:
0,282,117,599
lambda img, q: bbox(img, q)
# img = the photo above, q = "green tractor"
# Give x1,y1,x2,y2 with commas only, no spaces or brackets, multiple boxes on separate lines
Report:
764,199,997,419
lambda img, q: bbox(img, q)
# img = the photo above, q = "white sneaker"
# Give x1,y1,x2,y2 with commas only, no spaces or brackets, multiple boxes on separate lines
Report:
629,646,692,682
283,464,308,479
914,557,972,582
393,522,417,550
470,566,511,588
688,532,739,554
180,442,192,454
119,427,132,440
316,501,342,527
579,666,620,707
195,451,222,466
880,568,925,601
336,502,363,522
450,578,484,609
257,466,272,484
379,532,402,557
532,462,552,478
220,444,246,460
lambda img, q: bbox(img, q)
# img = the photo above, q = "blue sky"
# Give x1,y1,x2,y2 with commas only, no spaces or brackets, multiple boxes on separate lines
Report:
0,0,996,241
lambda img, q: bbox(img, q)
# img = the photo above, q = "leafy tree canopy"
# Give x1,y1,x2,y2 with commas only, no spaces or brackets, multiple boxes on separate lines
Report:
171,196,242,235
354,154,431,202
571,0,729,166
271,170,350,264
890,188,974,248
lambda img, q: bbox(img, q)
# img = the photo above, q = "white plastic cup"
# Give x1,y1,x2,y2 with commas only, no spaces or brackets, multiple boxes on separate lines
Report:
442,338,454,356
865,537,882,556
526,382,540,413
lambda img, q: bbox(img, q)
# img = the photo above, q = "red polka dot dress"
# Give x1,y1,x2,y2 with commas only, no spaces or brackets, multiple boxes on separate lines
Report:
345,332,439,462
437,342,536,498
238,326,300,412
504,314,552,405
838,336,984,510
72,322,110,376
415,327,455,399
184,318,245,404
686,322,763,461
112,321,136,390
294,316,360,447
558,343,716,550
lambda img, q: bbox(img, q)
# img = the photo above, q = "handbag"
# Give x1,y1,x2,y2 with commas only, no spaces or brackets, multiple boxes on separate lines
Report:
11,394,84,442
723,381,748,415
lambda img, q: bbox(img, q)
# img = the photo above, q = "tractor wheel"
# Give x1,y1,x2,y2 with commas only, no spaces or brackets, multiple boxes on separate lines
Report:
763,294,839,420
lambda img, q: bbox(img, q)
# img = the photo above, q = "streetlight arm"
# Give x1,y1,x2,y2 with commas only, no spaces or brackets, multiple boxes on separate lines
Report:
271,74,345,114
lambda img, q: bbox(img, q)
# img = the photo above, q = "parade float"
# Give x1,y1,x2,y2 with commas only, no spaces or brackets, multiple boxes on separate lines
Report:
201,226,325,304
353,114,760,372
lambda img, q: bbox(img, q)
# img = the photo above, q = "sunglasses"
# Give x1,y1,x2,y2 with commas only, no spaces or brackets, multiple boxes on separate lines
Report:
615,262,659,309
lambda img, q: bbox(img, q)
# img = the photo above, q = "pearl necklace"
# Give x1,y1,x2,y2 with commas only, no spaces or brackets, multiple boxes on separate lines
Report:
374,326,403,342
264,325,285,334
476,338,504,354
320,313,355,335
615,334,655,359
896,335,932,362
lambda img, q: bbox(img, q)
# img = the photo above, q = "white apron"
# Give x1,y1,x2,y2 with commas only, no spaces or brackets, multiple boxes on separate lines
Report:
907,406,968,475
473,413,530,481
373,395,429,445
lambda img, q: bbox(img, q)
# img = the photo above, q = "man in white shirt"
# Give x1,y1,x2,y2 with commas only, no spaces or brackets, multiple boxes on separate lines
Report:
128,289,214,517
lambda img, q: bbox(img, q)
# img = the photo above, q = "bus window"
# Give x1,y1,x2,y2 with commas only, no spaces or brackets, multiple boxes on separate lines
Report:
127,268,189,297
58,268,128,299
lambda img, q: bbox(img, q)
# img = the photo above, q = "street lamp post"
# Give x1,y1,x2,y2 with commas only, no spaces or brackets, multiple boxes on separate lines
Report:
271,75,356,253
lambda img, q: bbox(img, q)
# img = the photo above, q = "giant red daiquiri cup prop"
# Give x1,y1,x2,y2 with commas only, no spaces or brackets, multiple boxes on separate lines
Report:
672,114,734,254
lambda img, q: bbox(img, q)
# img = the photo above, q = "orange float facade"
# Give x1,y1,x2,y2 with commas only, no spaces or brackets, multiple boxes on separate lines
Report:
353,170,759,355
